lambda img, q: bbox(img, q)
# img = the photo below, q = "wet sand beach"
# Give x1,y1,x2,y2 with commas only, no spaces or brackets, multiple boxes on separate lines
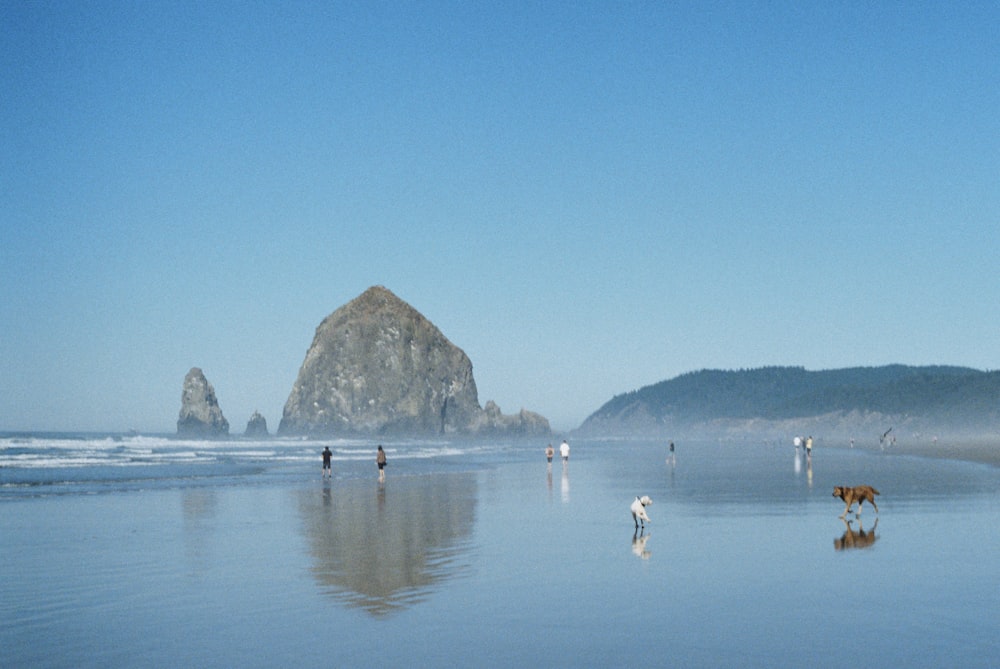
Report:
892,438,1000,466
2,436,999,668
823,436,1000,467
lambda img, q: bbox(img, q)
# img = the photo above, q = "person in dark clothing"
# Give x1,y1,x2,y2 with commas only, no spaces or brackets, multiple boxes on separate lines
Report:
322,446,333,479
376,445,387,482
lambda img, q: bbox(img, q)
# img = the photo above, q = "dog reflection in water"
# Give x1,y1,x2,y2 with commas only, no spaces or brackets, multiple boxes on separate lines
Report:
834,517,879,550
632,530,651,559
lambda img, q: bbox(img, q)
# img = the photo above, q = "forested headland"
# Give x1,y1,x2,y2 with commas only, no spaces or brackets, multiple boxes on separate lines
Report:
577,365,1000,441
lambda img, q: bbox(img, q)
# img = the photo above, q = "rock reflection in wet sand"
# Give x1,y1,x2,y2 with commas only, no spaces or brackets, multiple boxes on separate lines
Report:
181,488,218,575
297,473,477,617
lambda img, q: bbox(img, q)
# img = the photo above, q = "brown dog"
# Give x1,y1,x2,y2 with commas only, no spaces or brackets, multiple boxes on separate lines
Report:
832,485,880,517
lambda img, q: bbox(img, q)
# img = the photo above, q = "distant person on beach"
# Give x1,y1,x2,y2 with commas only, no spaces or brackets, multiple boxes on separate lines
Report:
667,441,675,465
560,440,570,463
376,445,387,482
793,436,802,450
805,436,813,457
545,443,554,463
322,446,332,478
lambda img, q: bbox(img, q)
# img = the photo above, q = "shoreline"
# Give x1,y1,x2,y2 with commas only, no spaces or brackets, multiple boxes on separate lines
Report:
823,437,1000,468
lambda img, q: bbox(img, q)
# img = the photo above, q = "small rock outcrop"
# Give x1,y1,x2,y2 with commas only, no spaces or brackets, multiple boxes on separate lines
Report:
278,286,550,437
475,401,551,436
244,410,269,437
177,367,229,438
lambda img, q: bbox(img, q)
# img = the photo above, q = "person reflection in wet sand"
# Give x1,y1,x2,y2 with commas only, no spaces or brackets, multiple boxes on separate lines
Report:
546,443,554,498
561,464,569,503
834,517,878,550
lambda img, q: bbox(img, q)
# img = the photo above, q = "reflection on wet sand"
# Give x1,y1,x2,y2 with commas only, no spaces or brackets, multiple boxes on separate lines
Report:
631,530,651,560
561,463,569,503
834,517,878,550
297,473,477,617
181,488,217,575
795,449,813,487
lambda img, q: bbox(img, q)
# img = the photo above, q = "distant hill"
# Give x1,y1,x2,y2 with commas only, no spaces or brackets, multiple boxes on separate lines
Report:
576,365,1000,441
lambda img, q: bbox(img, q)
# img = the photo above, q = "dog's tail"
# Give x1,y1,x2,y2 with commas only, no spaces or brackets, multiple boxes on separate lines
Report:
872,487,881,495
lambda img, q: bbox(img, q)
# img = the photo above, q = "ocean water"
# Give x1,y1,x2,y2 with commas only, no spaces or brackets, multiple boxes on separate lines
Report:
2,433,998,668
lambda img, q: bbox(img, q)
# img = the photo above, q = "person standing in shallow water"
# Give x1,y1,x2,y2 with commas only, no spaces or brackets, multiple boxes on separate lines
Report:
322,446,332,479
560,439,570,463
545,443,554,463
376,445,387,482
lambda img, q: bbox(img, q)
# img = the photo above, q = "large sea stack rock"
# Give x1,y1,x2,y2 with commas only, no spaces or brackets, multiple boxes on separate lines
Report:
279,286,550,437
177,367,230,438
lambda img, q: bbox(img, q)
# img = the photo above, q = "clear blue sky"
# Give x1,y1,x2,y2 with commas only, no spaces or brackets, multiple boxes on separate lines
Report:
3,2,998,433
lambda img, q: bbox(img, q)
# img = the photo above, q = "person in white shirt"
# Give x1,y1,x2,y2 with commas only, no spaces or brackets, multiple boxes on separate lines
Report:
559,440,570,462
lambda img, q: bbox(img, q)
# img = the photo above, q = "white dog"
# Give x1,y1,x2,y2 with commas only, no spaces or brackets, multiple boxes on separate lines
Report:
631,495,652,529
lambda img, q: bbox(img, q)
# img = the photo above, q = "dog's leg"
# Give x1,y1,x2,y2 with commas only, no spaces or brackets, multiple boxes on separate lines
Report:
871,498,879,514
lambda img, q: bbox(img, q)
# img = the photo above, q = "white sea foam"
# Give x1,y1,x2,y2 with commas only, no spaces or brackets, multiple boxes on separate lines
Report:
0,432,520,480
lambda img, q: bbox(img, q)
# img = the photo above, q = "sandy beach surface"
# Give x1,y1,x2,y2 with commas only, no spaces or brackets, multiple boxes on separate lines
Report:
820,435,1000,466
889,438,1000,466
2,435,999,668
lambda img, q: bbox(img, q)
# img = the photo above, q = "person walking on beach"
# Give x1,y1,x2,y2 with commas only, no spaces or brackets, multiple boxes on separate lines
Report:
560,439,570,463
667,441,675,465
322,446,333,479
805,436,813,458
376,445,387,482
545,443,554,463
